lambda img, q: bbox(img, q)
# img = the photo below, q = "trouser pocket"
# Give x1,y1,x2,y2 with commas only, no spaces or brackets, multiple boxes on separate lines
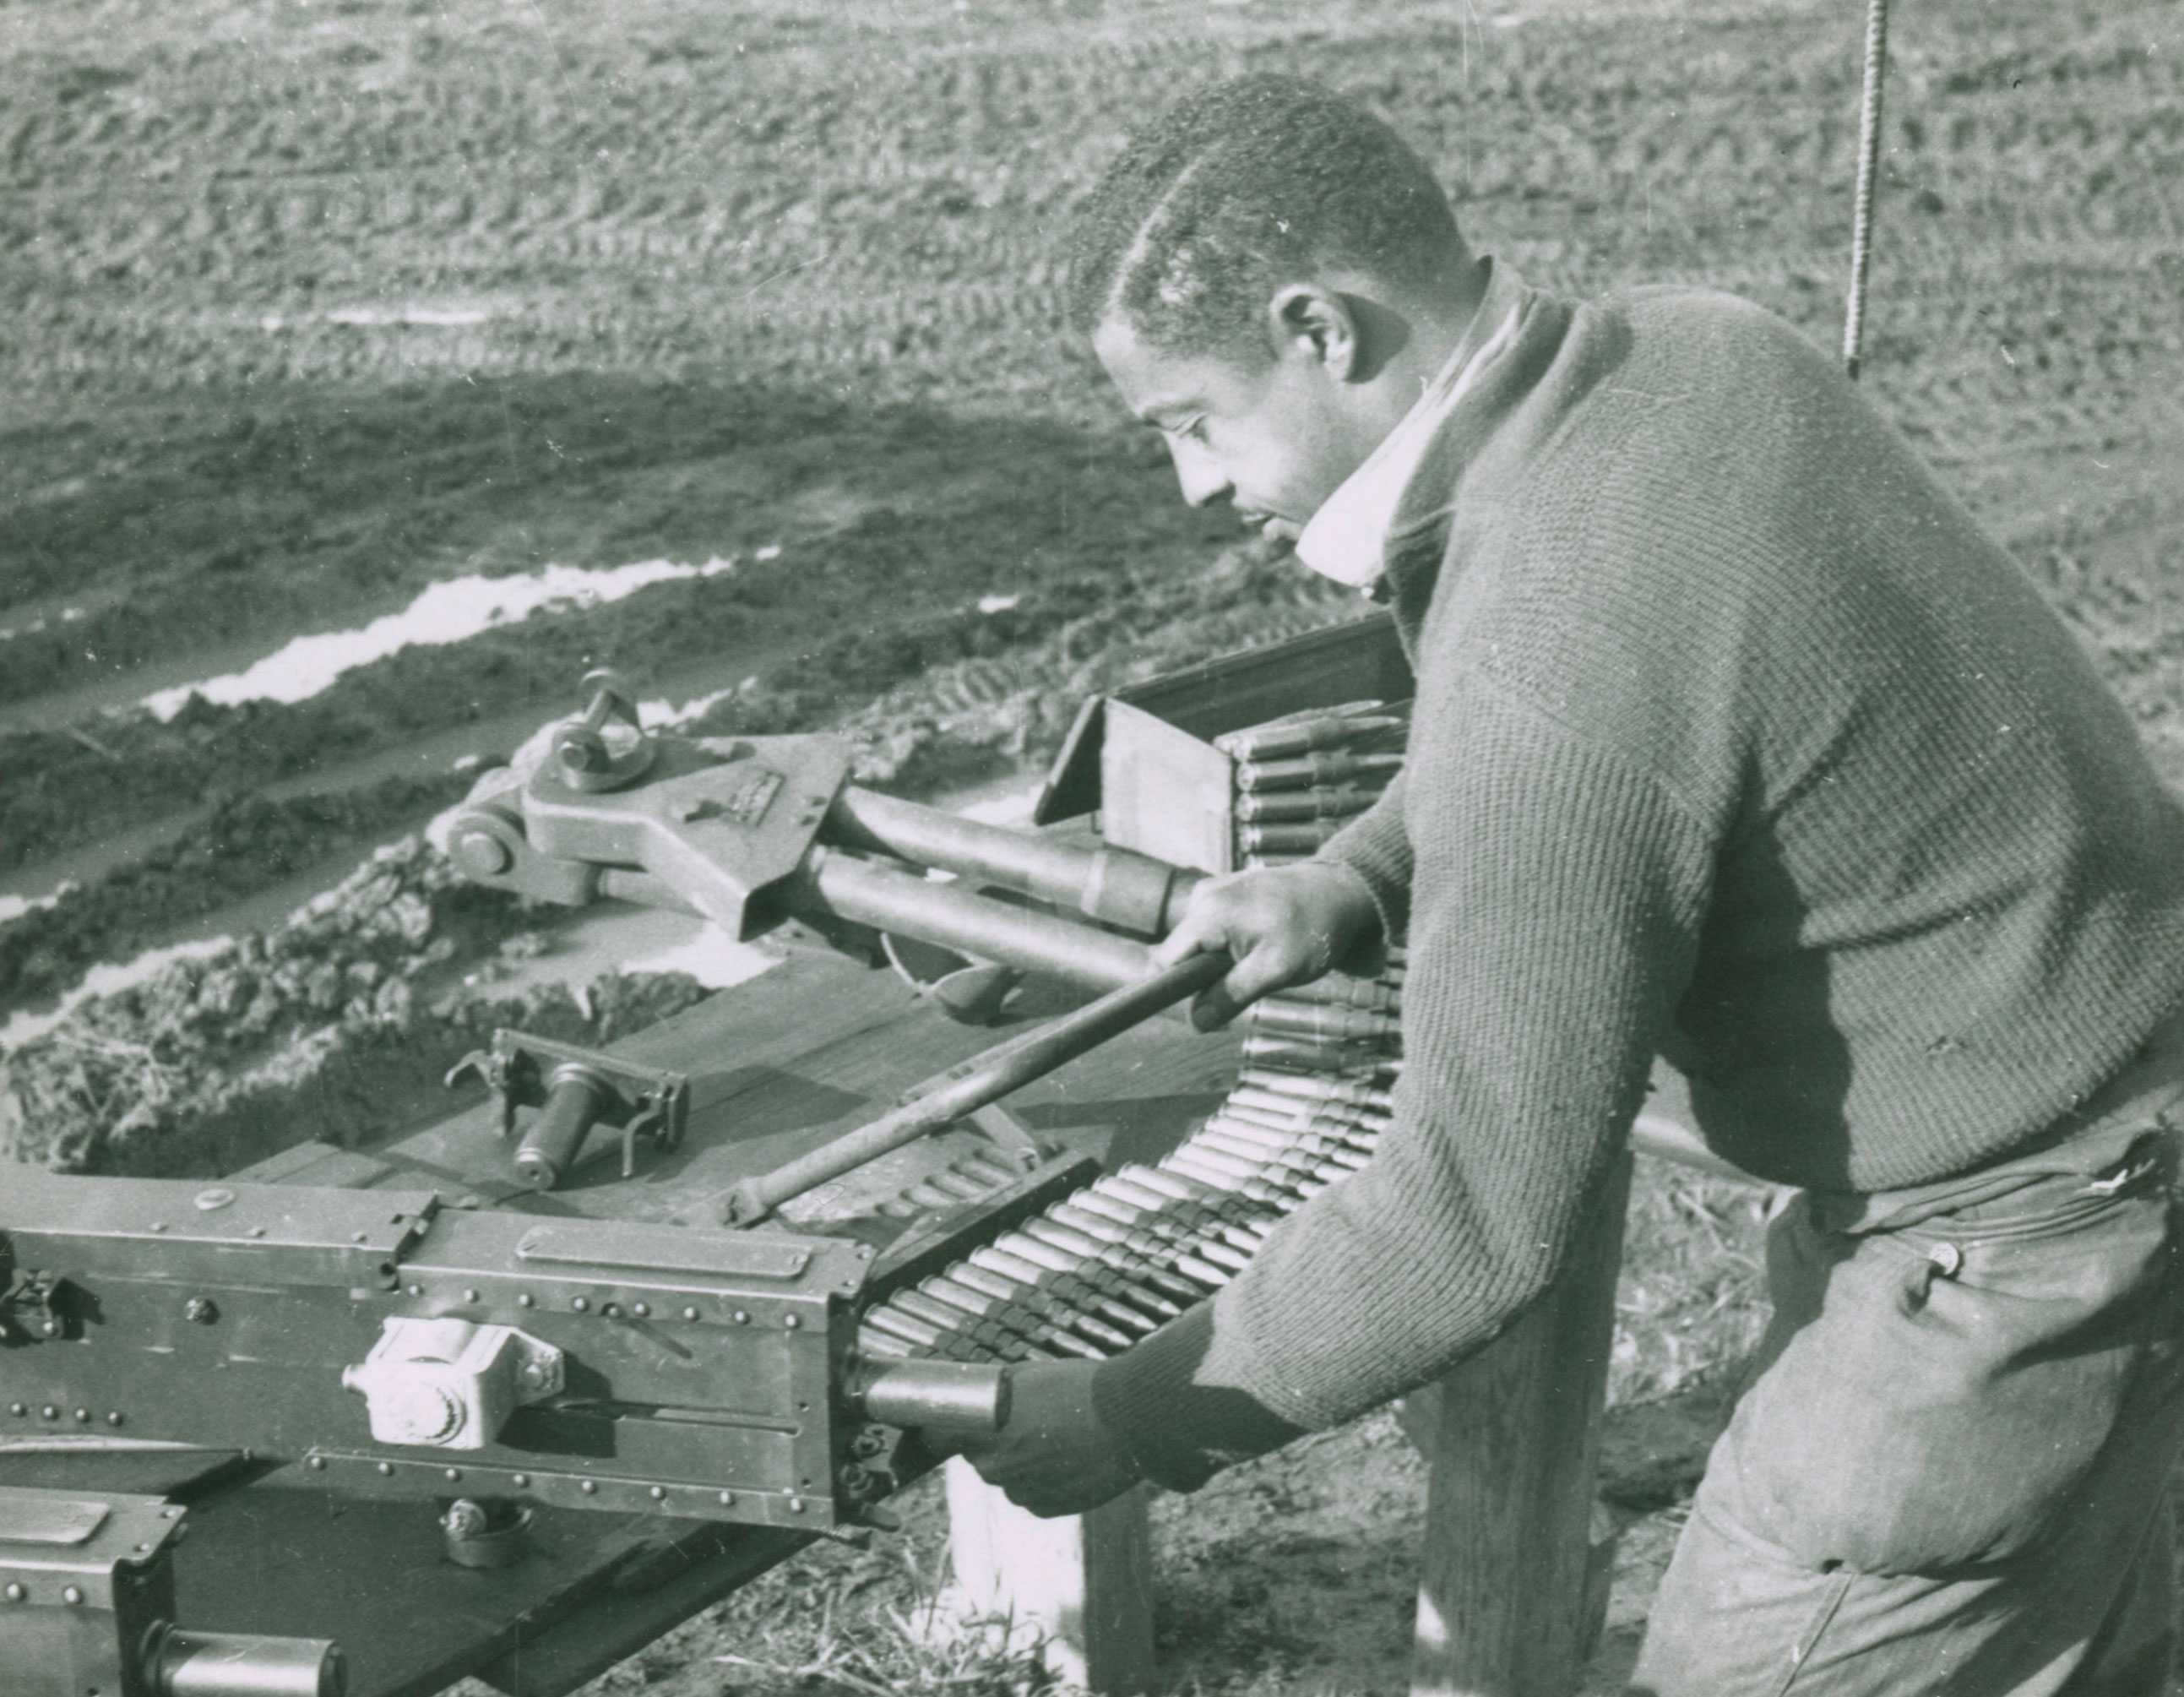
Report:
1704,1159,2182,1575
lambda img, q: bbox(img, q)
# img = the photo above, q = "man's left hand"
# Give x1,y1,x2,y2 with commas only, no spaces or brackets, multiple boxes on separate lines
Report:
953,1359,1144,1517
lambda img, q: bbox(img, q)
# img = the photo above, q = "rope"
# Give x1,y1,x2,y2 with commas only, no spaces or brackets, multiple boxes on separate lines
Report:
1843,0,1892,380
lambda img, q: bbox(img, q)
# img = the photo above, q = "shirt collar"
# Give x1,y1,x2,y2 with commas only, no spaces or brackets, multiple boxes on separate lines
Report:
1295,258,1527,592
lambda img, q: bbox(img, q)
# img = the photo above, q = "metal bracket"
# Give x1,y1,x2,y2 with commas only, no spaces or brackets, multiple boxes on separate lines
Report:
520,732,851,940
442,764,602,907
443,731,853,938
547,668,655,794
439,685,851,940
967,1103,1045,1165
0,1271,68,1345
446,1031,689,1192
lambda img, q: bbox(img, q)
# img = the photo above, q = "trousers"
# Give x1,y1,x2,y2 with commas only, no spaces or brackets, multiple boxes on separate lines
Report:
1632,1024,2184,1695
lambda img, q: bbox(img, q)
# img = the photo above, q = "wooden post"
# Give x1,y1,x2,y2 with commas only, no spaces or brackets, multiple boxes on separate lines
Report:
1410,1152,1632,1697
943,1458,1157,1694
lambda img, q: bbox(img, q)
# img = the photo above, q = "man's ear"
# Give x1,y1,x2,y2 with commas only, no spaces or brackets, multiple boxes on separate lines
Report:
1266,284,1362,381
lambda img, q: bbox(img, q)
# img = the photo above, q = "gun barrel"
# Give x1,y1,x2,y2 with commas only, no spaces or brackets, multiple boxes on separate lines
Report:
827,787,1202,936
796,847,1160,992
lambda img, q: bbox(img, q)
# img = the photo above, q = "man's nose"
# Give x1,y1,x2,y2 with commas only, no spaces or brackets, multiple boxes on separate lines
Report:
1169,440,1231,509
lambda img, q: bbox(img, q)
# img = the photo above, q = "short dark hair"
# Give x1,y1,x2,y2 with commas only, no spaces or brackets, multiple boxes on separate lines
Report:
1066,73,1462,362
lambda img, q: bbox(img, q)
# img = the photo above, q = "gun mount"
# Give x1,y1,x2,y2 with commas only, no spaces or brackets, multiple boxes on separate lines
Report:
447,670,1203,971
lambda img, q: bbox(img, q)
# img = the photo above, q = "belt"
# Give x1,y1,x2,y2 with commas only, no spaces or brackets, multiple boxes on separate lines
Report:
1812,995,2184,1237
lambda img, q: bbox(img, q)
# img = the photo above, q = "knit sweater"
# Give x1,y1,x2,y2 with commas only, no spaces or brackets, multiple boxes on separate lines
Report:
1092,262,2184,1490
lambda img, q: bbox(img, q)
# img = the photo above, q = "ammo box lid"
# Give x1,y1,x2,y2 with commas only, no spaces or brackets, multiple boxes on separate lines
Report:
1033,614,1410,872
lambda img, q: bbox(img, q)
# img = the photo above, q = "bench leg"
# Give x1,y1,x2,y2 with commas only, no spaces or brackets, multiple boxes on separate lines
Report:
943,1457,1156,1694
1410,1152,1631,1696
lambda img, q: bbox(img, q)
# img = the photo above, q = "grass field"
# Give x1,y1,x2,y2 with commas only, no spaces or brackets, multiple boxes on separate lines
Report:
3,0,2181,1689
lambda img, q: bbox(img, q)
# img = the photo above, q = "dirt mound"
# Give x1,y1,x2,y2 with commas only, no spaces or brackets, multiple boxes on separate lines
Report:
0,830,720,1178
0,775,467,1010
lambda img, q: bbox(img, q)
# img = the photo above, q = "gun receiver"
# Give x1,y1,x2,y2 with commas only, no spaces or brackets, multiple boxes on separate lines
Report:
0,1171,1052,1540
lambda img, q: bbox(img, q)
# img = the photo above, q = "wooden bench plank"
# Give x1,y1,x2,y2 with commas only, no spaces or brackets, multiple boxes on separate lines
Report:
1411,1154,1632,1697
943,1459,1155,1695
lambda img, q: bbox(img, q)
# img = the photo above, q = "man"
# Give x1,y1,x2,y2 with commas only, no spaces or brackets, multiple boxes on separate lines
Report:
959,73,2184,1692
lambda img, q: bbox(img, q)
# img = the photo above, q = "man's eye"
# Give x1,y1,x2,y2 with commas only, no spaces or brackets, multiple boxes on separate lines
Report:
1177,419,1209,445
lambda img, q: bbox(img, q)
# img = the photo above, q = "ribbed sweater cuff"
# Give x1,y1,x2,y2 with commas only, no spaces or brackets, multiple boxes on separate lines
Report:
1090,1304,1311,1492
1319,820,1412,944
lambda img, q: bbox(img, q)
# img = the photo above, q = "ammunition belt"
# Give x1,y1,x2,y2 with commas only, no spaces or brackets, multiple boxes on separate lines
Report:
860,697,1410,1363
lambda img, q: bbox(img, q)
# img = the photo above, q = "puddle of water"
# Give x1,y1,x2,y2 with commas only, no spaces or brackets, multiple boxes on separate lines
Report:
0,608,84,642
624,929,782,989
953,778,1040,826
141,557,744,721
0,937,232,1053
323,305,494,329
638,685,739,729
0,884,73,929
258,304,497,332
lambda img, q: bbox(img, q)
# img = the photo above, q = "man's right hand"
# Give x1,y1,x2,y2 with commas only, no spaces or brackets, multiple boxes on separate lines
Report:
1149,862,1383,1031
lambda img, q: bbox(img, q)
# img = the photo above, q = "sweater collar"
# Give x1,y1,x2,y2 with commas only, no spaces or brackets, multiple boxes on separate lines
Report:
1295,257,1533,594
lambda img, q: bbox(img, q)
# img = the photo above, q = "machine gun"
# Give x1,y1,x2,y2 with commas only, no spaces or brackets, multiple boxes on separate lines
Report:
0,628,1421,1697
